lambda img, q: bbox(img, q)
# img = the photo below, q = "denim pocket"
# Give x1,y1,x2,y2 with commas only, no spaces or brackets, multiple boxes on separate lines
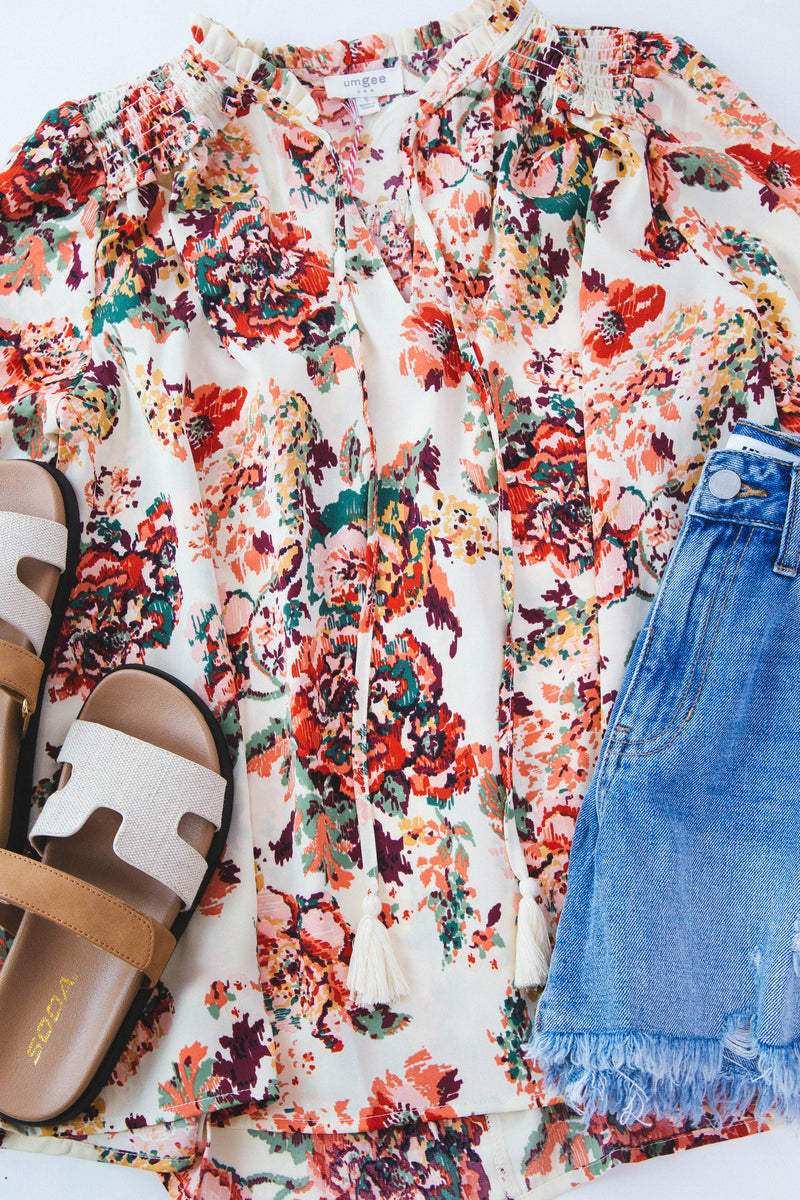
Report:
599,517,756,781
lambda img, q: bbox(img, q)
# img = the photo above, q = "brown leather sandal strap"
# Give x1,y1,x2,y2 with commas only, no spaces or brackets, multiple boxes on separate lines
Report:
0,900,21,938
0,638,44,731
0,849,176,987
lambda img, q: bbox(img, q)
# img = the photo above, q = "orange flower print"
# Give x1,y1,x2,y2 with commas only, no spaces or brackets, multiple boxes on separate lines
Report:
360,1049,462,1127
204,980,233,1017
158,1041,217,1114
728,140,800,211
581,271,666,364
399,302,466,391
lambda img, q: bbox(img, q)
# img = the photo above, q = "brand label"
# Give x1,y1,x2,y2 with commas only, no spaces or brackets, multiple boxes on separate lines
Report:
725,432,800,466
26,976,76,1066
324,64,405,102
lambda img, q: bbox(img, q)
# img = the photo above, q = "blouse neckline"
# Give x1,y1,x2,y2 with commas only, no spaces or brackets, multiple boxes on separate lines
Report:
188,1,558,130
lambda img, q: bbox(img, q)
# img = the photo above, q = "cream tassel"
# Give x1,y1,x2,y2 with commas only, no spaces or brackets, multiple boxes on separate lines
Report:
514,877,551,990
347,891,409,1007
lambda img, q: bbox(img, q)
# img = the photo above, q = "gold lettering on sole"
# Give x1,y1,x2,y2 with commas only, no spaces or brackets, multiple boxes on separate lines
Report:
26,978,77,1067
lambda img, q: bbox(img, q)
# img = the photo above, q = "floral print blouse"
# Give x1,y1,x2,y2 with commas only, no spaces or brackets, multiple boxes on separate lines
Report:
1,0,799,1190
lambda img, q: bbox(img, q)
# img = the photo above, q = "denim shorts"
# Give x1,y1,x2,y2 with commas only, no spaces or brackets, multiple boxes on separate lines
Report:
531,420,800,1125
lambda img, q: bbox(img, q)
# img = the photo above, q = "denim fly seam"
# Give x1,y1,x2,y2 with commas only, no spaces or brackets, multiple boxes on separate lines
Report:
528,421,800,1127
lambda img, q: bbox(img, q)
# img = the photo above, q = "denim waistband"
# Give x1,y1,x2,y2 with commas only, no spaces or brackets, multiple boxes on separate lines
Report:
690,421,800,578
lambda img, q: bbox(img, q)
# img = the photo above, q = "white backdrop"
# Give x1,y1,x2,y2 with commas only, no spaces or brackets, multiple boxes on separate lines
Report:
1,3,799,1198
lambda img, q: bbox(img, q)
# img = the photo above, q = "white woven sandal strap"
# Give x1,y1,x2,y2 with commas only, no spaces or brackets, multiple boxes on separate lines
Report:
0,510,68,655
30,719,227,907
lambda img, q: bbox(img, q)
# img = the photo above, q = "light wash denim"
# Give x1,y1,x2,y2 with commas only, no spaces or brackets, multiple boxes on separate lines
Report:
531,420,800,1125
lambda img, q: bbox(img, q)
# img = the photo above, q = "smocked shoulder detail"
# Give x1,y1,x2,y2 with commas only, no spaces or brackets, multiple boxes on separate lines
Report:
189,5,643,132
78,50,235,201
557,26,638,118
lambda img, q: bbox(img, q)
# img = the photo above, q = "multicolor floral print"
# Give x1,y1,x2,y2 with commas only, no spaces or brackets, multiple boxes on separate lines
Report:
183,205,335,352
157,1104,767,1199
1,0,799,1193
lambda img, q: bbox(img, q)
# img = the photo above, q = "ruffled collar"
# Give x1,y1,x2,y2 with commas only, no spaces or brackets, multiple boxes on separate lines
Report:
188,1,558,129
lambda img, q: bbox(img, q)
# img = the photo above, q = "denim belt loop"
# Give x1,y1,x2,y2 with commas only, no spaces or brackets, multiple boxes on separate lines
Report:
774,462,800,577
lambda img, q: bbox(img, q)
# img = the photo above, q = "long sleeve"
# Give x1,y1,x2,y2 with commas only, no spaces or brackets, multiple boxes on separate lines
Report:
0,84,280,1154
639,33,800,429
0,103,105,459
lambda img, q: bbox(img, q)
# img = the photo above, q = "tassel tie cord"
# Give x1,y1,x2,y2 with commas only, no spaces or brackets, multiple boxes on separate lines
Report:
514,877,551,990
330,169,408,1013
403,155,554,999
345,879,549,1004
340,52,555,1007
347,891,410,1008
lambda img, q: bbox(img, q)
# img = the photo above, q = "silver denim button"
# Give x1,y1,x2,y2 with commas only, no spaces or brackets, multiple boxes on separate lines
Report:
708,469,742,499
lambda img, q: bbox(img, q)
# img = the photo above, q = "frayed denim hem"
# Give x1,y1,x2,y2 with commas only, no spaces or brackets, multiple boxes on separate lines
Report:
527,1028,800,1128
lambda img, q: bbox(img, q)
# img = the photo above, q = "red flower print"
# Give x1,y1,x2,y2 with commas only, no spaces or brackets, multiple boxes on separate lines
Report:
366,632,490,810
728,140,800,211
199,857,241,918
399,303,466,391
307,1120,491,1200
183,204,333,351
406,706,490,803
581,272,666,364
505,418,593,570
183,382,246,465
637,212,687,265
366,631,439,806
290,630,357,795
0,318,84,395
51,494,182,698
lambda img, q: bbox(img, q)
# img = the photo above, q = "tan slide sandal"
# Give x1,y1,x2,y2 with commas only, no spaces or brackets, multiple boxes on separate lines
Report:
0,459,79,855
0,665,233,1126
